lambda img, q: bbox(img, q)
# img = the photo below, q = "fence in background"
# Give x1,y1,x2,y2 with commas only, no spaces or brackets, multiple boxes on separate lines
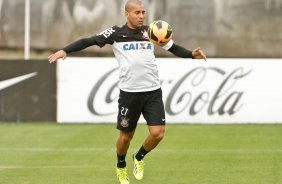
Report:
0,0,282,58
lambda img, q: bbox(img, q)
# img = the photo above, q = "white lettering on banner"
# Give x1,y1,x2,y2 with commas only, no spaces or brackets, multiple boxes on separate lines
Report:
87,66,252,117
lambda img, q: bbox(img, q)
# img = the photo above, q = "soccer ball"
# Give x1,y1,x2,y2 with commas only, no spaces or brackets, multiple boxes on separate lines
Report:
147,20,173,45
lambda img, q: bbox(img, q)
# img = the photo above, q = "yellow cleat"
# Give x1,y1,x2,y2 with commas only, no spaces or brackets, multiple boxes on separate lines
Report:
116,167,130,184
132,154,144,180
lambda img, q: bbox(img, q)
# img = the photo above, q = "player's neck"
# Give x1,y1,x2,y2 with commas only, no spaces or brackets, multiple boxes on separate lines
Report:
127,23,141,30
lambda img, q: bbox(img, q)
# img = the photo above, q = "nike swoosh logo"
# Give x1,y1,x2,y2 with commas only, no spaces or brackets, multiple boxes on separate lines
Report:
0,72,37,91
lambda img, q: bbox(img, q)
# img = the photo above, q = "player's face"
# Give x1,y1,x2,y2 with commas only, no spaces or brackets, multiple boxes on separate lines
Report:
125,3,145,29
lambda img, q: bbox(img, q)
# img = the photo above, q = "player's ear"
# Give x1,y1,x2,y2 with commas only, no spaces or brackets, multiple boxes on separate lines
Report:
125,11,129,18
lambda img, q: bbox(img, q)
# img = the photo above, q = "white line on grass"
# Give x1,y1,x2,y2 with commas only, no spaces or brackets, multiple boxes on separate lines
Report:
0,165,97,169
0,147,282,154
0,147,114,152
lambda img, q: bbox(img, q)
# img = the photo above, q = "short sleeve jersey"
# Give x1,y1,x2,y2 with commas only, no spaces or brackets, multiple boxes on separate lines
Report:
93,24,173,92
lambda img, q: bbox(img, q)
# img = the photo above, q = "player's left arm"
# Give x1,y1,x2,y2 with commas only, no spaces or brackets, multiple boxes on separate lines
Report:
164,40,207,60
190,47,207,61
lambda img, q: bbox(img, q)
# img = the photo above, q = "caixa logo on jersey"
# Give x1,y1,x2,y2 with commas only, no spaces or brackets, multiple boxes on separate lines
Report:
87,66,252,117
123,42,153,51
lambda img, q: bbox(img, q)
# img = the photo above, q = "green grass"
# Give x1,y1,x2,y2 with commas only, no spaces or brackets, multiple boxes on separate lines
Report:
0,123,281,184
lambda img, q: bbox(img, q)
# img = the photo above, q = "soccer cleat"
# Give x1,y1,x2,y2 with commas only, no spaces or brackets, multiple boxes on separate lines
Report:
132,154,145,180
116,167,130,184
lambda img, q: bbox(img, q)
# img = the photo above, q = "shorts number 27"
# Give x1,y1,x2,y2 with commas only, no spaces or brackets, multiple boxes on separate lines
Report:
121,107,129,116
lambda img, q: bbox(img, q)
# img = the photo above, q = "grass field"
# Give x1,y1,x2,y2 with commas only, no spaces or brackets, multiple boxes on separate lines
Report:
0,123,281,184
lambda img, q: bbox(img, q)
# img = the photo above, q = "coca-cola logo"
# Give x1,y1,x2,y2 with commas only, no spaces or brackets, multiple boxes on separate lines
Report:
87,67,252,117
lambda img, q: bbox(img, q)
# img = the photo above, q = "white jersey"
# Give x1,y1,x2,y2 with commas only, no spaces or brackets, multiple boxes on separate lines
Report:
94,24,173,92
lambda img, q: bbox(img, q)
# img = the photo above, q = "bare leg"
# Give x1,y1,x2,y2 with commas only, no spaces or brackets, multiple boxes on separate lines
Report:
116,130,135,156
143,125,165,152
133,125,165,180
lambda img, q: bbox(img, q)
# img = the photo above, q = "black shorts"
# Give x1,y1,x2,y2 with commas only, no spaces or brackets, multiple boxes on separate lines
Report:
117,88,166,132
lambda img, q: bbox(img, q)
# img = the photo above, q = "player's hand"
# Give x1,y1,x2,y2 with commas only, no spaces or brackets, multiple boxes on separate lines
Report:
48,50,67,63
192,47,207,61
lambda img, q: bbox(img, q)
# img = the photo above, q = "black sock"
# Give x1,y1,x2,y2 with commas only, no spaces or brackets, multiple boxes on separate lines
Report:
135,145,149,161
117,154,126,168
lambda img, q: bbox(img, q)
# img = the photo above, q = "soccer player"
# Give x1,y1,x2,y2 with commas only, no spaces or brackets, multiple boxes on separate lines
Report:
48,0,206,183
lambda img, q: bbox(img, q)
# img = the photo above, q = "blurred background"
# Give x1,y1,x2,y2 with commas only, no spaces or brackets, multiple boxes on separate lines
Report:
0,2,282,184
0,0,281,59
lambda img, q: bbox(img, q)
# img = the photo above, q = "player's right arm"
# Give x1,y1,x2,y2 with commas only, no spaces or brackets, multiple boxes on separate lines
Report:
48,50,67,63
48,37,98,63
48,26,117,63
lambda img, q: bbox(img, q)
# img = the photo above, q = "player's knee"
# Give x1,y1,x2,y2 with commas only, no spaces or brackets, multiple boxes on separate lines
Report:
153,132,164,142
120,131,134,143
150,126,165,141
